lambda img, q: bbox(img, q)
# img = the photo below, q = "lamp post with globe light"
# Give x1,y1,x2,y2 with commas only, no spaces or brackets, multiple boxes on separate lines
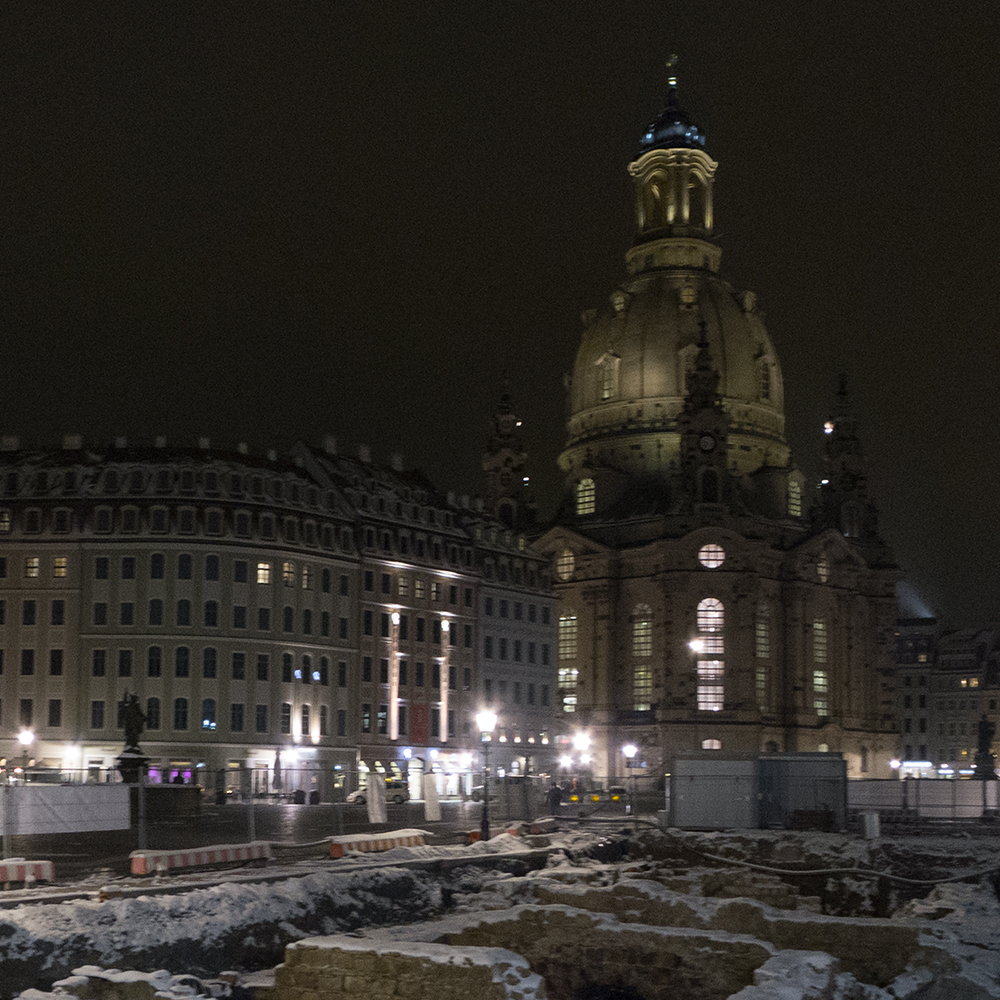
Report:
476,709,497,842
623,743,638,829
18,730,34,780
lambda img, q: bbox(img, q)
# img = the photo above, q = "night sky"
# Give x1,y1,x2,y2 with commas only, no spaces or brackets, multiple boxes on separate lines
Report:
3,5,998,628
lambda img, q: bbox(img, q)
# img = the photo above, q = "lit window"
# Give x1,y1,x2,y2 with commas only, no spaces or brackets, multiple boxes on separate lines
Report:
558,615,578,659
812,620,827,663
788,480,802,517
701,739,722,750
283,562,294,586
813,669,828,714
0,511,10,533
575,478,595,515
556,549,575,581
53,557,68,578
632,606,652,657
257,562,271,585
755,602,770,659
698,543,725,569
25,556,39,578
817,557,830,583
558,666,578,713
695,597,724,712
633,663,652,711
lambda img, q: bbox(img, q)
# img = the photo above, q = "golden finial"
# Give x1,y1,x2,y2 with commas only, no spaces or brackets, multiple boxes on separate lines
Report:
666,53,679,87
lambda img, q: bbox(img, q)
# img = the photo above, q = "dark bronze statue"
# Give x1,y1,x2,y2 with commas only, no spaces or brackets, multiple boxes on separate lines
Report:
122,691,146,751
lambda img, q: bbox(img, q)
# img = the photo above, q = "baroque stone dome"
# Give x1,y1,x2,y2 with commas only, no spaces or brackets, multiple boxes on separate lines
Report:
559,81,790,503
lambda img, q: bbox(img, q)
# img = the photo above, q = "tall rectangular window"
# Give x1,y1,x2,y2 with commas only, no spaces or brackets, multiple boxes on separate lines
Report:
91,701,104,729
93,649,106,677
48,698,62,727
255,704,268,733
231,703,244,733
812,620,827,663
813,669,829,715
558,616,578,659
49,649,63,676
633,664,652,711
281,702,292,734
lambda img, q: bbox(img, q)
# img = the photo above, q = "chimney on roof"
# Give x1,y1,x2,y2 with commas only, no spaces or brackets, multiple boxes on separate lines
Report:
294,455,304,467
323,435,337,455
460,494,469,508
267,449,277,462
0,436,20,452
155,436,167,448
237,442,249,455
358,444,371,463
447,491,456,506
63,434,83,450
114,437,127,449
198,437,210,450
390,452,404,472
474,497,484,512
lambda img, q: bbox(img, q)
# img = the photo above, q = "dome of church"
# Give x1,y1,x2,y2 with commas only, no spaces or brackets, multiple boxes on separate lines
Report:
638,83,708,153
559,76,790,497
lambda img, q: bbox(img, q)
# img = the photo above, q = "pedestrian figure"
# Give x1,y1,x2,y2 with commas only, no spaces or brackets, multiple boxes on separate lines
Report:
546,783,562,815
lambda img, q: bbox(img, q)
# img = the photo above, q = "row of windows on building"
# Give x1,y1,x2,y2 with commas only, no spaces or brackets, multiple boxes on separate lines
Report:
4,695,342,738
482,676,550,708
571,477,803,518
365,571,472,606
359,656,466,692
483,596,551,624
2,645,482,696
362,610,468,647
4,646,341,684
555,603,830,715
482,635,551,665
0,507,353,550
2,466,327,504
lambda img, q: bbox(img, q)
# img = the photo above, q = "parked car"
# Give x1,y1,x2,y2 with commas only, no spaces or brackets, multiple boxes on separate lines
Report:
346,780,410,805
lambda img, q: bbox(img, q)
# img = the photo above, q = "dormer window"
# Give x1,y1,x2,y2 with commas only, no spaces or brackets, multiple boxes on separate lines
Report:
596,353,620,401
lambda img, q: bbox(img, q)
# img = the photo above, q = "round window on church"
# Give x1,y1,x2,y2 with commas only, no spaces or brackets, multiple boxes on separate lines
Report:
556,548,576,581
698,543,725,569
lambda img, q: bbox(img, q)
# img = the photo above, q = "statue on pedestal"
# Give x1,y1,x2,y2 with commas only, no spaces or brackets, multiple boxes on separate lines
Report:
117,691,149,784
974,713,996,781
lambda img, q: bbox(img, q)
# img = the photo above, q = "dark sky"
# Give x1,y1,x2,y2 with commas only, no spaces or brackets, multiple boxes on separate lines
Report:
3,4,998,628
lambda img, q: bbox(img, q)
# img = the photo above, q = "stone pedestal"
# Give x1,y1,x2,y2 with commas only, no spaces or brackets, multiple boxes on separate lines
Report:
117,748,148,784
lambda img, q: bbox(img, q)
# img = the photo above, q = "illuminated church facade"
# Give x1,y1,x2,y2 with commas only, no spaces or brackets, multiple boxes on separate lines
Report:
535,72,899,780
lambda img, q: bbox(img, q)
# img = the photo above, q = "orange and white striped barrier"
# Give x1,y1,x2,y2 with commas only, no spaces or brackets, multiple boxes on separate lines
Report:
0,859,54,885
329,831,425,859
129,841,273,876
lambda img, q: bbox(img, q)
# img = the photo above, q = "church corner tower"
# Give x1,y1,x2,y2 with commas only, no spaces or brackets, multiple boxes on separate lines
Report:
537,63,899,783
482,385,534,530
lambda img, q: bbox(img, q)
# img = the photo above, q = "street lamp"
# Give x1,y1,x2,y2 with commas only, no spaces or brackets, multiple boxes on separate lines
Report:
476,709,497,842
18,730,34,780
623,743,638,829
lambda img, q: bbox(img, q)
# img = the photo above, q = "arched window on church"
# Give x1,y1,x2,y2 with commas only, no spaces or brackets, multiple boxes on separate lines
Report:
758,359,771,401
687,173,706,229
575,478,595,516
694,598,724,712
755,602,770,712
597,353,620,401
632,604,653,711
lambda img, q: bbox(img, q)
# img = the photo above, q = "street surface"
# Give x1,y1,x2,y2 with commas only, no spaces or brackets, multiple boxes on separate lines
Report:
4,797,631,885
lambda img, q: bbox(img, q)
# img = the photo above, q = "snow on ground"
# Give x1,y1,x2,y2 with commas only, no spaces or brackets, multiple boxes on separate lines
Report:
5,825,1000,1000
